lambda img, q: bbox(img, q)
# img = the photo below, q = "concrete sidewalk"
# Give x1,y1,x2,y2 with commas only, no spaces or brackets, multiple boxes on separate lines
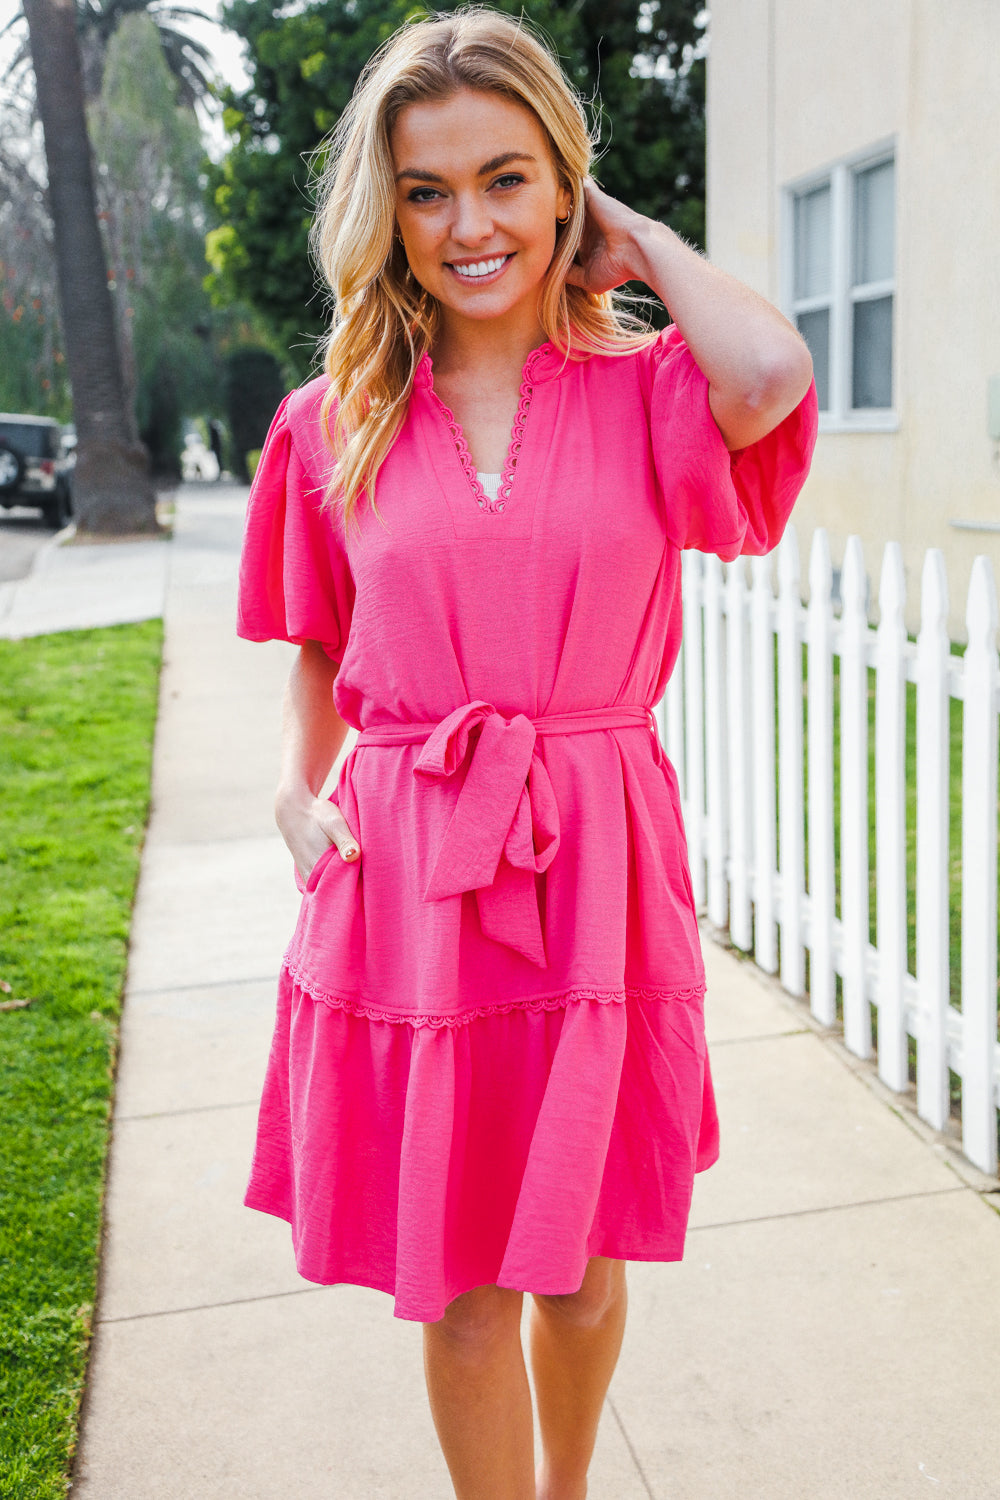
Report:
0,525,171,639
40,487,1000,1498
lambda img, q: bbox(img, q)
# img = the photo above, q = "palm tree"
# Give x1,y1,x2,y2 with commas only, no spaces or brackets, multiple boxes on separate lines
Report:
76,1,218,105
3,1,219,106
22,0,159,533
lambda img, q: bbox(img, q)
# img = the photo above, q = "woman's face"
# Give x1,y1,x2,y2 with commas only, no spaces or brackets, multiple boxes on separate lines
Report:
390,87,571,344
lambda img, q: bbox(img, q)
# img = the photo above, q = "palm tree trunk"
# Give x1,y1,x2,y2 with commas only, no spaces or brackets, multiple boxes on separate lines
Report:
22,0,159,533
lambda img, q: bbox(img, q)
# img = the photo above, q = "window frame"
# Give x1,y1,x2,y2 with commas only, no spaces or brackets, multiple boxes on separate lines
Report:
782,138,899,434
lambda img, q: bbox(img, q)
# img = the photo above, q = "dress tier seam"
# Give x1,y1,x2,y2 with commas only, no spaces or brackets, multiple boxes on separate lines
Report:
284,952,706,1028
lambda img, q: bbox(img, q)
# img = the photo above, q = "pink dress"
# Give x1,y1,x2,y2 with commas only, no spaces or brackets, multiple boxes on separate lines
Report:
236,324,819,1322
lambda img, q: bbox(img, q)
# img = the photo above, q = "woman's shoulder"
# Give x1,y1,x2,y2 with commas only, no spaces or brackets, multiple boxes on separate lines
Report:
585,323,682,372
560,326,687,418
282,373,337,482
285,372,335,436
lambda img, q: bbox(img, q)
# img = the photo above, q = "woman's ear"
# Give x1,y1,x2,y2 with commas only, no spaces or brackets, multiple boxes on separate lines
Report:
556,181,573,224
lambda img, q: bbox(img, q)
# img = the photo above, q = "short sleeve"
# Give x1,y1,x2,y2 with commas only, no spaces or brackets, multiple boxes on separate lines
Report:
642,323,819,560
236,389,355,663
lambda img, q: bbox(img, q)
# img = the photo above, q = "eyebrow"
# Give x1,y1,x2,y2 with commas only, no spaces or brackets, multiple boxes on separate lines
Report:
394,151,537,184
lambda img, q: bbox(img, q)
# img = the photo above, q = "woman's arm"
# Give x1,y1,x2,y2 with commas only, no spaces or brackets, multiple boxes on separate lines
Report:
275,639,361,881
566,178,814,451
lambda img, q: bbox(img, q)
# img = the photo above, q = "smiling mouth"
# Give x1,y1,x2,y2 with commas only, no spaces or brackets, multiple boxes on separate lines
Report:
447,254,514,282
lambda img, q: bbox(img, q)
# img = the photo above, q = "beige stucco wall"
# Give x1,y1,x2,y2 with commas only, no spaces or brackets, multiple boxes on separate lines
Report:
707,0,1000,637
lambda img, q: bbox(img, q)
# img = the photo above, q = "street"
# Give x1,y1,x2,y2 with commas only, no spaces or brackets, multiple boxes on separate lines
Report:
0,507,54,583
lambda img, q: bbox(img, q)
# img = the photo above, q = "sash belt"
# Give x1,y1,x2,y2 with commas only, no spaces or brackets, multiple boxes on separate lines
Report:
356,702,657,969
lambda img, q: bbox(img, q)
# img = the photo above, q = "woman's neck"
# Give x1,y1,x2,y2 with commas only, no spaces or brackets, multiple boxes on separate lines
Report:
431,309,547,383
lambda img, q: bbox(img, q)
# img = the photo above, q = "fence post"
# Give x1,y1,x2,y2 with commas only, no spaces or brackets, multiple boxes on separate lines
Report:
875,543,909,1091
703,554,729,928
682,551,706,907
961,556,999,1174
915,550,951,1130
750,554,778,973
807,530,836,1023
777,526,805,997
840,536,872,1058
726,558,753,950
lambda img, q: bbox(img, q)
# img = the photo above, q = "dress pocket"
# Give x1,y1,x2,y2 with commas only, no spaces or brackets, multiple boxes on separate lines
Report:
304,841,340,895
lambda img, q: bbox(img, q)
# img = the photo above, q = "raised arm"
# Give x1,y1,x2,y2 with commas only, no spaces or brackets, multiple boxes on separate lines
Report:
275,639,361,882
566,178,814,451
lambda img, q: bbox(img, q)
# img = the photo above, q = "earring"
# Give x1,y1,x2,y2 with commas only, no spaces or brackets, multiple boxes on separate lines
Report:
557,204,573,224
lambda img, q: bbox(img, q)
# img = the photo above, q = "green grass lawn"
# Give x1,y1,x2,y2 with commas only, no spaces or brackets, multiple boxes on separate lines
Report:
0,621,162,1498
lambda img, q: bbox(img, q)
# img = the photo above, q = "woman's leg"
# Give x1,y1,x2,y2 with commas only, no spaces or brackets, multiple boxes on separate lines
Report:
528,1257,628,1500
423,1283,536,1500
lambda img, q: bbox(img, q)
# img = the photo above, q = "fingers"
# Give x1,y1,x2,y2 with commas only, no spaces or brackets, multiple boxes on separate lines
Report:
316,798,361,861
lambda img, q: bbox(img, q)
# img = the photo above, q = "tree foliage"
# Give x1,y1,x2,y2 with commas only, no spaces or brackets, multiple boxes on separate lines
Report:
1,4,274,469
207,0,706,379
1,0,219,106
75,0,218,104
87,12,221,473
224,346,285,481
0,80,71,418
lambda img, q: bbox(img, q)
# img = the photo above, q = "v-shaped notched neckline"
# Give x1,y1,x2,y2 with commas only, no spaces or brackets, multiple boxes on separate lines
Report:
415,340,566,516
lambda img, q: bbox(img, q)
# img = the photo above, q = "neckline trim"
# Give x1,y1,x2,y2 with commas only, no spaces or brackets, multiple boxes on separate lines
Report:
422,346,546,514
413,339,568,393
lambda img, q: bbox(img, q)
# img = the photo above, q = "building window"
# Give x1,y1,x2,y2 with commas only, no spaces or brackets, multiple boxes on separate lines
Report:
787,149,896,426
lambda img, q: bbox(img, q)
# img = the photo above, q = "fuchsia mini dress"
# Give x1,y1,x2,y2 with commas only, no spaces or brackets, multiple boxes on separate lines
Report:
236,323,818,1322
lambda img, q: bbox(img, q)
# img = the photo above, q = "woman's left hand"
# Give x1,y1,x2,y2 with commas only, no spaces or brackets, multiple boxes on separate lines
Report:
564,178,650,295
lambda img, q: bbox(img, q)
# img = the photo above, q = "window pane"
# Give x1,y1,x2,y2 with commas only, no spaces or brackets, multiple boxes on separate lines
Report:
853,159,894,285
0,422,47,457
797,308,830,411
794,185,832,299
852,295,893,408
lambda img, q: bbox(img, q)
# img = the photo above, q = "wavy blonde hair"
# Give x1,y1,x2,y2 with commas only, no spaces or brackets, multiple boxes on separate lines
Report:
308,5,656,535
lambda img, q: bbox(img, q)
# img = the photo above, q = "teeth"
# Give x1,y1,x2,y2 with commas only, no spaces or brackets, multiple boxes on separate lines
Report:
452,256,507,279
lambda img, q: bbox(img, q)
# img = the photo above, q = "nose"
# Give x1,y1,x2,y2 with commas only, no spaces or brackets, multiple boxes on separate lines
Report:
451,190,495,247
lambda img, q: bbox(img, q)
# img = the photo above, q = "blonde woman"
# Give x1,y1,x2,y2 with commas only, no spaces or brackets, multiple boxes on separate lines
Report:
237,8,817,1497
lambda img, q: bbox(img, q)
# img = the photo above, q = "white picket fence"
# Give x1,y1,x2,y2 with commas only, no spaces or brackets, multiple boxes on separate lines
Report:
656,525,1000,1176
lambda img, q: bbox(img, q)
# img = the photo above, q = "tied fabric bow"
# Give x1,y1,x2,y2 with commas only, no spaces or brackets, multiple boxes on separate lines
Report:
413,700,560,967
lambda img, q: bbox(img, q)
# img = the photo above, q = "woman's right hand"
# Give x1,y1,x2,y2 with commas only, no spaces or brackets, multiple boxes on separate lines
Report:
275,790,361,887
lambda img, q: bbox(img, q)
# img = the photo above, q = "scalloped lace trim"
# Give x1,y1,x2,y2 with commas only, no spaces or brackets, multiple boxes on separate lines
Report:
284,955,706,1030
497,379,533,509
427,346,546,516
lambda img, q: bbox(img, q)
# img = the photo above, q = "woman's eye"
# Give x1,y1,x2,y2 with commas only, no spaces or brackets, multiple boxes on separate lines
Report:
408,187,441,203
493,174,524,190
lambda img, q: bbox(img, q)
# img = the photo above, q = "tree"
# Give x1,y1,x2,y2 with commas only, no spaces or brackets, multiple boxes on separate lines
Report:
2,0,219,107
88,12,223,475
224,346,284,481
22,0,159,532
206,0,707,379
2,0,225,424
0,77,71,416
75,0,218,105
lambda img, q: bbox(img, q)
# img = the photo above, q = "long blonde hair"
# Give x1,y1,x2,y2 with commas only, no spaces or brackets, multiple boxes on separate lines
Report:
308,5,655,535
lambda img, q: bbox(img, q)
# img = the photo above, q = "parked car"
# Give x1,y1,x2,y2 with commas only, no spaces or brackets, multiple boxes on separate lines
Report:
0,413,75,529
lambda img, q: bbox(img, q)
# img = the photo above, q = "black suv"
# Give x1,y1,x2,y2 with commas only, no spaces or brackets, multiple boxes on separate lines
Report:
0,413,74,529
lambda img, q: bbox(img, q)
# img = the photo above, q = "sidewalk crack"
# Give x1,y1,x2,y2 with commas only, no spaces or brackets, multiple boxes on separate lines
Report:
689,1183,968,1234
115,1098,259,1122
607,1394,657,1499
97,1284,328,1326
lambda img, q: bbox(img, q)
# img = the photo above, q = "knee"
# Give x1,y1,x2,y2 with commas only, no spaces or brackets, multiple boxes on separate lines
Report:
426,1284,522,1356
534,1259,625,1332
